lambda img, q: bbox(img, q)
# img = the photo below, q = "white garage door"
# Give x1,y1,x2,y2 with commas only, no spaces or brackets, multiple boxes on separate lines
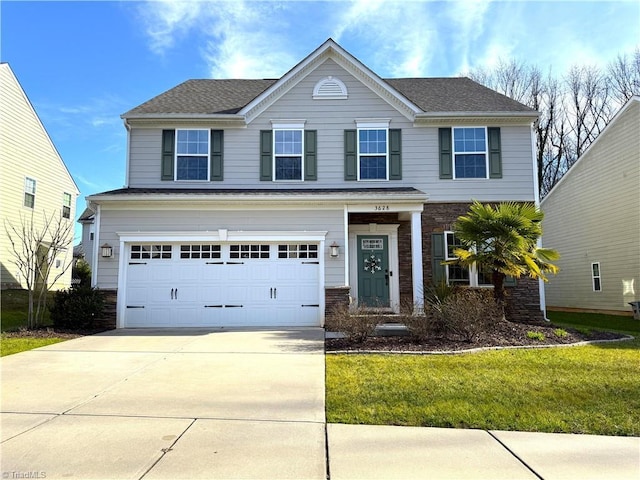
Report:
123,243,321,327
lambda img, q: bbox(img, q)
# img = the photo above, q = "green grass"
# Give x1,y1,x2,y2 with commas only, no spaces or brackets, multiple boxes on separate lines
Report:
1,289,53,332
0,336,67,357
547,310,639,336
326,312,640,436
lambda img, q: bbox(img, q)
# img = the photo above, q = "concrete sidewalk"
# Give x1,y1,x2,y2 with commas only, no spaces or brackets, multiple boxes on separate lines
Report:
327,424,640,479
2,328,639,479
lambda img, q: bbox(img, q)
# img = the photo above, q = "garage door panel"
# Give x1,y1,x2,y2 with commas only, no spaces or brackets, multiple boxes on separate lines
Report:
124,242,321,328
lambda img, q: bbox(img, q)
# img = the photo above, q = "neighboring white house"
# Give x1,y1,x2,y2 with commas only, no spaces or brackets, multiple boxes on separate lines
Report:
0,63,79,290
542,96,640,316
85,39,542,329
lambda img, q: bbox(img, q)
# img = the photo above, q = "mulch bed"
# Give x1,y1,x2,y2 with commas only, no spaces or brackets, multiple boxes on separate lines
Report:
1,327,110,339
326,320,628,353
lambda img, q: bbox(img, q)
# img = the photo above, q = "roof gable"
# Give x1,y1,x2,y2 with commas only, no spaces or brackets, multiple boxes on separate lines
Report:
122,39,536,121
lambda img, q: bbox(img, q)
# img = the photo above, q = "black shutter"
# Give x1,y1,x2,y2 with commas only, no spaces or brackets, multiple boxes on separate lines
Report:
210,130,223,181
488,127,502,179
304,130,317,181
439,128,453,179
260,130,272,181
344,129,357,181
389,128,402,180
161,130,175,181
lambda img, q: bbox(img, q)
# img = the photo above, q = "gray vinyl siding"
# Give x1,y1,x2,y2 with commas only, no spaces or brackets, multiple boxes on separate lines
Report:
126,59,536,202
542,99,640,313
95,207,345,289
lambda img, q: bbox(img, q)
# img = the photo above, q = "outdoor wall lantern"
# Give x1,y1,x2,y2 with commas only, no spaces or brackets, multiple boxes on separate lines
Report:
101,243,113,258
330,242,340,258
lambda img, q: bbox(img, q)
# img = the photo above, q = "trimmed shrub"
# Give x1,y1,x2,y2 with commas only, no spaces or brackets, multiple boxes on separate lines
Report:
325,303,382,343
49,287,105,329
437,289,503,342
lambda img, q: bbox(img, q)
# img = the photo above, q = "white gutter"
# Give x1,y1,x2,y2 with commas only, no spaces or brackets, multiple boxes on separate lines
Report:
123,118,131,188
531,122,548,319
90,203,101,288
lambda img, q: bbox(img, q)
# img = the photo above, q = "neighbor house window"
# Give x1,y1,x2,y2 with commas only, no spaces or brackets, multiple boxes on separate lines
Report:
176,129,209,180
453,127,488,179
358,128,388,180
62,193,72,219
274,129,303,180
24,177,36,208
591,262,602,292
445,231,492,287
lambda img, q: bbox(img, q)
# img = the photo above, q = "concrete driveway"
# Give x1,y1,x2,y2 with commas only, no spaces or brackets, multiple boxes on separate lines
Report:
1,328,326,479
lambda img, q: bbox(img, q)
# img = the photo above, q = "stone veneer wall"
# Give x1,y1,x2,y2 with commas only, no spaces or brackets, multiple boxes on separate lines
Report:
95,288,117,330
422,203,544,323
325,286,351,318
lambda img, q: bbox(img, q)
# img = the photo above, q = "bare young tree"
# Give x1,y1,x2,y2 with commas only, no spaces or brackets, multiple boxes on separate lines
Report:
5,211,74,328
608,48,640,105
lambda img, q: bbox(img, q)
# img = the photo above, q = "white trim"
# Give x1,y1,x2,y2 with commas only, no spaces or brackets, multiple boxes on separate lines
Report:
271,120,306,129
343,206,350,287
348,224,400,313
355,119,391,129
91,204,101,287
124,119,131,187
116,231,327,328
272,127,304,182
117,230,328,243
174,128,211,182
411,211,424,310
451,126,489,180
356,127,389,181
313,76,348,100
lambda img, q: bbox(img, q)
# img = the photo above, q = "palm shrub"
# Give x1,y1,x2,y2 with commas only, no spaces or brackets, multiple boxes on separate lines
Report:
447,201,560,303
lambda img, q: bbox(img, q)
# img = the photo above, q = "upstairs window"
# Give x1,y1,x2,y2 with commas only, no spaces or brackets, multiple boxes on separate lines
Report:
62,193,72,219
358,129,388,180
274,129,303,181
439,127,502,180
176,129,209,180
24,177,36,209
453,127,487,178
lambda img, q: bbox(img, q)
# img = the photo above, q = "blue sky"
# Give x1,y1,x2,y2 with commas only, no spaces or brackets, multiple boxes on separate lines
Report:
1,0,639,242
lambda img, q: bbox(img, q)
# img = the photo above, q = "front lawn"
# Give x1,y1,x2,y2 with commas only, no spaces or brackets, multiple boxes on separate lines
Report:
1,336,67,357
1,289,53,332
326,312,640,436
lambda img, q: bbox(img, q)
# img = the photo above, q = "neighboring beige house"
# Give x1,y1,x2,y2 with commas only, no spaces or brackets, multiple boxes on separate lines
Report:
0,63,80,290
542,96,640,316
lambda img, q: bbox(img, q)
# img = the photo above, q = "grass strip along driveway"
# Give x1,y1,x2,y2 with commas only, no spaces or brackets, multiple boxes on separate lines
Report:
326,313,640,436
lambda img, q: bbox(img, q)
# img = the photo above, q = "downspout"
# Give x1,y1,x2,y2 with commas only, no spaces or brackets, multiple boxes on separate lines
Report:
531,122,548,321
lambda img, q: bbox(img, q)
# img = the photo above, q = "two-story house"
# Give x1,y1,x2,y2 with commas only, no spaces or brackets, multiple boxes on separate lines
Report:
86,39,541,329
0,63,79,291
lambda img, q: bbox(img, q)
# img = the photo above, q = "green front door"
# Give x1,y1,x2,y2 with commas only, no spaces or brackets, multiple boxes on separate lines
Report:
357,235,390,307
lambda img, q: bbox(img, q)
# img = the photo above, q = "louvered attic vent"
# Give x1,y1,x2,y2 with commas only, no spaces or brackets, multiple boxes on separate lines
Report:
313,76,348,99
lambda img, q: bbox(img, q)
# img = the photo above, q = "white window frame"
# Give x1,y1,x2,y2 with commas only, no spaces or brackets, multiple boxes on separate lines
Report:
452,127,489,180
444,231,492,287
24,177,36,209
62,192,72,219
175,129,210,181
591,262,602,292
356,120,390,181
272,126,304,182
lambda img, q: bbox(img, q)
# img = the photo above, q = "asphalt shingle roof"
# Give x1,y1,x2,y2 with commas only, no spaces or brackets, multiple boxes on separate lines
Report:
123,77,534,117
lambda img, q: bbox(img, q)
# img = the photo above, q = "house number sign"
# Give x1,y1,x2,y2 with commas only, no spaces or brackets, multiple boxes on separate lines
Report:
374,205,390,211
